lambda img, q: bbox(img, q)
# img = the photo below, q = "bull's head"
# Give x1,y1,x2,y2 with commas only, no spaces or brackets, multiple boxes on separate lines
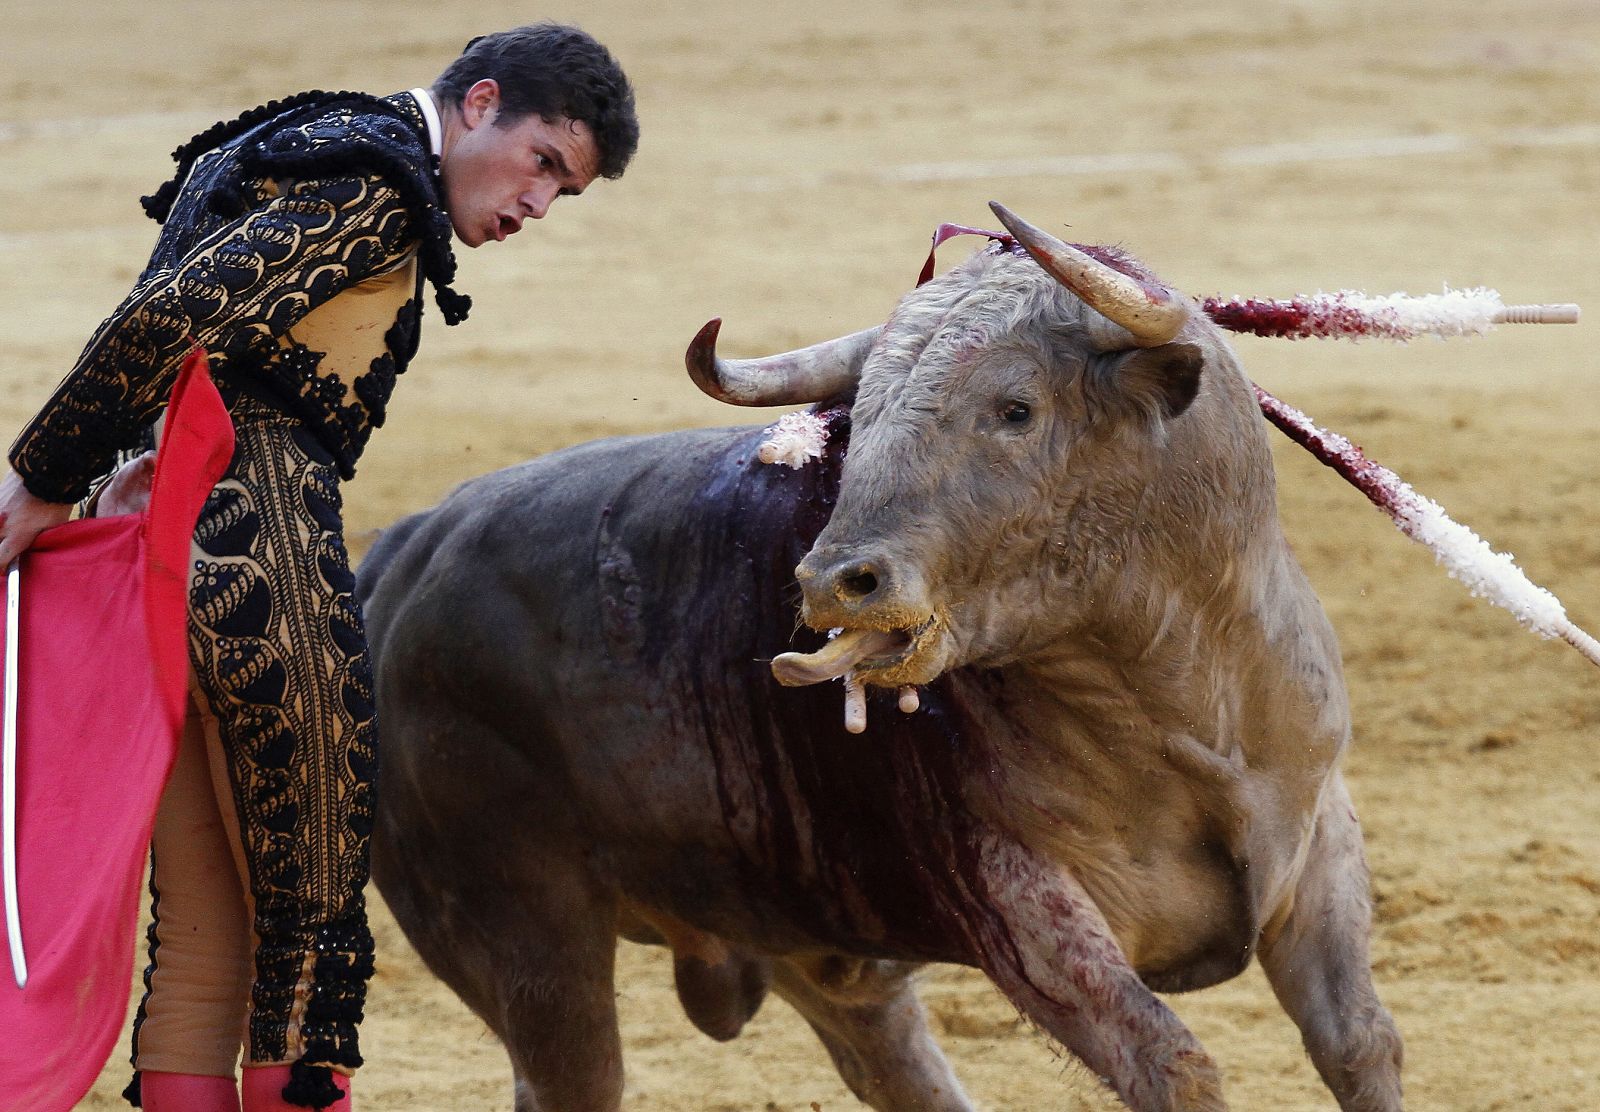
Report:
689,203,1273,692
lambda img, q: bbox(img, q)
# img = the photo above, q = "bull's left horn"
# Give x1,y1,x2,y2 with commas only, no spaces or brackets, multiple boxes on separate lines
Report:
989,202,1190,348
687,319,880,406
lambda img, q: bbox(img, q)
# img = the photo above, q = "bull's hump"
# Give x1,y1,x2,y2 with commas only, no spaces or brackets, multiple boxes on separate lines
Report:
582,419,849,667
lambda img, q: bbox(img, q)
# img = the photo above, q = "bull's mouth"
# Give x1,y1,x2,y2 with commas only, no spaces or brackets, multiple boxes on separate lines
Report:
771,616,941,688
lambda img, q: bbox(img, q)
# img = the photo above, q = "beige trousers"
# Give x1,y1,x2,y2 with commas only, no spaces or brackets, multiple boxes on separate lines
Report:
133,688,255,1078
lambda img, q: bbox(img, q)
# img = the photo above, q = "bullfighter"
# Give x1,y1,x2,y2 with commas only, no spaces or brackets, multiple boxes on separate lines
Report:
0,22,638,1112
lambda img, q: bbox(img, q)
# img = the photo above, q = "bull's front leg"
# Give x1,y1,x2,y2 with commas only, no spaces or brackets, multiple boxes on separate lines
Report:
966,832,1227,1112
1257,773,1402,1111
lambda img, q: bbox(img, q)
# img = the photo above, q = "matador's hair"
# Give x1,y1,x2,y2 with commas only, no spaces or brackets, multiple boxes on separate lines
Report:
432,22,640,180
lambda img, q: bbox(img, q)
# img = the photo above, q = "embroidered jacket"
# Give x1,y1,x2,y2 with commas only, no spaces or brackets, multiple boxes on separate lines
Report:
9,91,470,504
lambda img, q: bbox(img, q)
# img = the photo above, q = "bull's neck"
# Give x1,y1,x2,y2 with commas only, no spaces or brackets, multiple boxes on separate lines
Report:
1007,533,1325,753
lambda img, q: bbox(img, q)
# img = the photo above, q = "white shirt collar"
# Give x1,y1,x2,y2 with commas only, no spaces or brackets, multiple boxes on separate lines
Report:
408,87,444,160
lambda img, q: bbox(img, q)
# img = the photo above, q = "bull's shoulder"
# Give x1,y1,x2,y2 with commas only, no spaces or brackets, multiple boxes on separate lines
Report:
355,419,846,665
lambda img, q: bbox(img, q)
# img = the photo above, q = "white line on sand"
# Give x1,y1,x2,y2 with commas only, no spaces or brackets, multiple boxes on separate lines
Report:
714,122,1600,192
1,114,1596,248
0,110,211,145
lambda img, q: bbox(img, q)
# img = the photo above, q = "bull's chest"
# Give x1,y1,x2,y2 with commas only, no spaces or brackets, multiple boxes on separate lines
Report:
1008,750,1318,992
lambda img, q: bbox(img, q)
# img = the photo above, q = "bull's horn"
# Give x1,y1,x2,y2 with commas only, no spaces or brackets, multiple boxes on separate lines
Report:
687,319,880,407
988,202,1190,348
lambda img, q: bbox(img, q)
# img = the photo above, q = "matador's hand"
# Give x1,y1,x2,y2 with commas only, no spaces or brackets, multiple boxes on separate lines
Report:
0,469,73,566
91,452,156,518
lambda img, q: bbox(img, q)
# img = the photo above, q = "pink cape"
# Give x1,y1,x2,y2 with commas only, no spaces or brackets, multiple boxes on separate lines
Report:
0,352,234,1111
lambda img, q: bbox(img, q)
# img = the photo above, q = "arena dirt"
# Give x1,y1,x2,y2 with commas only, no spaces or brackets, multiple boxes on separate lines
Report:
3,1,1596,1108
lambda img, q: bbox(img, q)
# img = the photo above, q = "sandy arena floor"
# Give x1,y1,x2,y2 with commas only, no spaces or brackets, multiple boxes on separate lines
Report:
2,1,1597,1108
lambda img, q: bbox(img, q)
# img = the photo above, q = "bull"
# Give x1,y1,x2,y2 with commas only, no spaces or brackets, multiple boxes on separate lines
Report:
356,203,1403,1112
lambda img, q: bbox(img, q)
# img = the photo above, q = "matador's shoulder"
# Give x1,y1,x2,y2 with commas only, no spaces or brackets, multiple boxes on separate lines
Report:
143,90,469,325
248,95,435,190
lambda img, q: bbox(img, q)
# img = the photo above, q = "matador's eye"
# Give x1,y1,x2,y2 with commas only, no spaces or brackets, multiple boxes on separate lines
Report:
1002,401,1032,424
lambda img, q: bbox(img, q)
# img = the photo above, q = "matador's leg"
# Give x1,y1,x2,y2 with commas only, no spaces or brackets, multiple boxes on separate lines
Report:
124,699,254,1104
187,405,378,1106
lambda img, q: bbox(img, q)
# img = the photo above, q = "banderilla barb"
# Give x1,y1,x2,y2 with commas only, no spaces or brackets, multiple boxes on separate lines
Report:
1204,289,1579,341
1253,384,1600,670
1199,283,1596,666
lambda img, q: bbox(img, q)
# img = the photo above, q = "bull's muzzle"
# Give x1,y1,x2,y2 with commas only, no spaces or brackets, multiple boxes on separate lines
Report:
795,546,930,631
784,542,948,689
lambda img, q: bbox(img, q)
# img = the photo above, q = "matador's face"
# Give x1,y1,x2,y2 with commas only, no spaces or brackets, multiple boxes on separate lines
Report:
439,82,601,248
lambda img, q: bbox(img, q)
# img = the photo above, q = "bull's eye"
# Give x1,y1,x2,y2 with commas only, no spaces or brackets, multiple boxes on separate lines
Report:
1002,401,1032,424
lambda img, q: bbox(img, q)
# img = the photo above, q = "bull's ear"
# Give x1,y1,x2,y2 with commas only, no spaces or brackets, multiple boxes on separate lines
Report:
1105,341,1204,420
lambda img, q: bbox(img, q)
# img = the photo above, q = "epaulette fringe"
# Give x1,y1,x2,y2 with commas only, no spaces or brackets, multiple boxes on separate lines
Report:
140,90,358,222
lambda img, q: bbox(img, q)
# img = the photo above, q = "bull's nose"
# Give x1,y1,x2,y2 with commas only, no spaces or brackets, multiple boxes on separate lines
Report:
796,549,904,618
831,560,882,604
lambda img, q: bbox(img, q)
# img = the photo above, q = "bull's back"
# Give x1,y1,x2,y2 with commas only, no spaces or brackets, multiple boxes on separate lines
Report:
357,421,837,729
358,423,793,767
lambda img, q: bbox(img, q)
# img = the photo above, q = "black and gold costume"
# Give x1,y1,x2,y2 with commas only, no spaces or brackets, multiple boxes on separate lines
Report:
11,90,467,503
8,90,467,1108
175,398,377,1095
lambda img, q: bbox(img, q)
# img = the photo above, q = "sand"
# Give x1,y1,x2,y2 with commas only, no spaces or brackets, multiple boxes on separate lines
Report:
2,0,1596,1107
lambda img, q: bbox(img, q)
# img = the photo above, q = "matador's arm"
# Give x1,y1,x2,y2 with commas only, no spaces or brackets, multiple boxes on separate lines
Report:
8,173,415,504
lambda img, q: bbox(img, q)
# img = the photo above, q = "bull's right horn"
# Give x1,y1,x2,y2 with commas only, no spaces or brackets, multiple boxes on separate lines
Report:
687,319,880,406
989,202,1190,348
